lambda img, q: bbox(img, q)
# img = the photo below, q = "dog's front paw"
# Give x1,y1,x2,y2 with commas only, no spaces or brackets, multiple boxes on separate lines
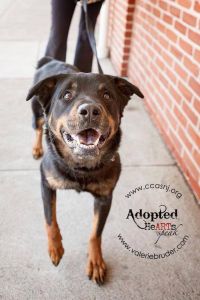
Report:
86,239,106,284
32,146,43,159
46,226,64,266
48,241,64,266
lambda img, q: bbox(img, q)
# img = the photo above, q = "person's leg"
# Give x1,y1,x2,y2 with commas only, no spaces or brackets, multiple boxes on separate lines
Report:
45,0,76,61
74,1,104,72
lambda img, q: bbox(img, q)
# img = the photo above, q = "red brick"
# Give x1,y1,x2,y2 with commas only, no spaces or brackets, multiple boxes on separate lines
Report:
124,39,131,46
154,42,162,54
126,14,133,22
179,39,193,55
163,13,173,24
153,7,161,18
123,46,130,54
189,77,200,96
156,57,165,69
177,0,192,8
170,5,180,17
147,14,155,25
188,125,200,146
124,31,132,38
159,35,169,50
194,49,200,63
170,86,182,104
175,21,187,35
194,1,200,12
162,50,173,66
165,108,177,129
170,45,183,59
160,1,168,11
166,28,177,42
178,127,192,150
146,46,154,58
183,12,197,27
168,129,182,152
121,69,127,77
127,6,135,13
174,105,187,126
179,82,192,102
159,72,169,87
166,67,177,83
150,26,158,38
175,63,188,80
193,98,200,113
188,30,200,46
182,101,198,125
193,149,200,167
157,21,166,33
183,56,199,76
128,0,135,4
145,3,153,12
161,87,173,108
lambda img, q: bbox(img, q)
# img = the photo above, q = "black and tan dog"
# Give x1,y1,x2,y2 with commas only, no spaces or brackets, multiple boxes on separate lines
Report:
26,56,143,284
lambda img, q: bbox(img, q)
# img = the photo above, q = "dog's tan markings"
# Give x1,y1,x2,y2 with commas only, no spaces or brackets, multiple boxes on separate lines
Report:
32,118,44,159
86,213,106,284
87,180,114,197
108,113,118,137
45,194,64,266
71,82,77,90
45,170,78,190
54,115,66,136
98,83,105,90
46,174,66,190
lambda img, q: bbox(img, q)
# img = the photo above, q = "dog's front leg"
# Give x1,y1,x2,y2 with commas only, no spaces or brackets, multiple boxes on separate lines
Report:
41,178,64,266
31,97,44,160
86,195,112,284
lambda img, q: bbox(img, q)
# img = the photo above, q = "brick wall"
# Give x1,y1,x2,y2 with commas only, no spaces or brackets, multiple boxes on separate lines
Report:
107,0,135,76
108,0,200,199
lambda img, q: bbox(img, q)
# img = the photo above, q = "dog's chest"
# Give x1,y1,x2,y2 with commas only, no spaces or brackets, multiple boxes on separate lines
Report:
45,170,115,197
46,172,80,190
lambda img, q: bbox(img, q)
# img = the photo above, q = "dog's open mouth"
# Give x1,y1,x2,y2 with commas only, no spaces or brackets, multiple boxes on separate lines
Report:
62,128,110,151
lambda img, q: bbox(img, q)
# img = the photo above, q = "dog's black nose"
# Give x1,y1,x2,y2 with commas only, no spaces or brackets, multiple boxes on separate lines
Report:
78,103,101,119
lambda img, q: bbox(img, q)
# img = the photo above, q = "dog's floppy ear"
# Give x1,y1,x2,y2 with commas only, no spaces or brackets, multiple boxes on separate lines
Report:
114,77,144,101
26,74,66,107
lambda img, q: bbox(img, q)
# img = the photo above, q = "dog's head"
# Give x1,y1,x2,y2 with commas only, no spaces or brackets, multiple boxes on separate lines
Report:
26,73,143,162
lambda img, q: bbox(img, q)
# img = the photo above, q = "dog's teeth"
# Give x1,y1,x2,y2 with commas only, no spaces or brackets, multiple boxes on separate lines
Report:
72,134,79,142
79,143,96,149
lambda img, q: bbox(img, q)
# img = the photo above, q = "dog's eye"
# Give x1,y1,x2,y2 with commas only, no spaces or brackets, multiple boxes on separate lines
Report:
103,91,110,100
64,91,72,100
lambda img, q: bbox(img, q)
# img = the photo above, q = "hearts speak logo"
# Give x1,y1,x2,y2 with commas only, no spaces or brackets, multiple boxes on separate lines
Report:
126,204,183,244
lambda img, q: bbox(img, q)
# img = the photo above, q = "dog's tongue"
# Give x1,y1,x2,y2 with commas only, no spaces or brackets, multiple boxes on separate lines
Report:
77,129,99,145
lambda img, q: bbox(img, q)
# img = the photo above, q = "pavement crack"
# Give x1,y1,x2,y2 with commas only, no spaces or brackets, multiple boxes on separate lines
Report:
0,163,177,172
0,168,39,172
123,163,176,167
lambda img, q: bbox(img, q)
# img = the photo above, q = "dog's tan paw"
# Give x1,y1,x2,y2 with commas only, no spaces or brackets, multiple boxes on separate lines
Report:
86,255,106,284
48,242,64,266
32,147,43,159
86,239,106,284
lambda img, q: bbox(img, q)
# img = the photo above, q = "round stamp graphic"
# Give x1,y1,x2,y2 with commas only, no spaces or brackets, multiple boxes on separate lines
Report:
117,183,190,260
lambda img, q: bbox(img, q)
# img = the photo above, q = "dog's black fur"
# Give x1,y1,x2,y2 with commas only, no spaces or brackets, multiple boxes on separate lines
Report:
26,56,143,284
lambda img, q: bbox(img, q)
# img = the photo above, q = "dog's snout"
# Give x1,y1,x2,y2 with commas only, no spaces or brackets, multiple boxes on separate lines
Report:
78,103,101,119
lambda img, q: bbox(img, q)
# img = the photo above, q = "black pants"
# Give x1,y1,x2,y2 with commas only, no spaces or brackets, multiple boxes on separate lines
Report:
45,0,103,72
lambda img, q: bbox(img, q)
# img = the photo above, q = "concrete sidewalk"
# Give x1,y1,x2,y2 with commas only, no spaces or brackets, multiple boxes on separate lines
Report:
0,1,200,299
